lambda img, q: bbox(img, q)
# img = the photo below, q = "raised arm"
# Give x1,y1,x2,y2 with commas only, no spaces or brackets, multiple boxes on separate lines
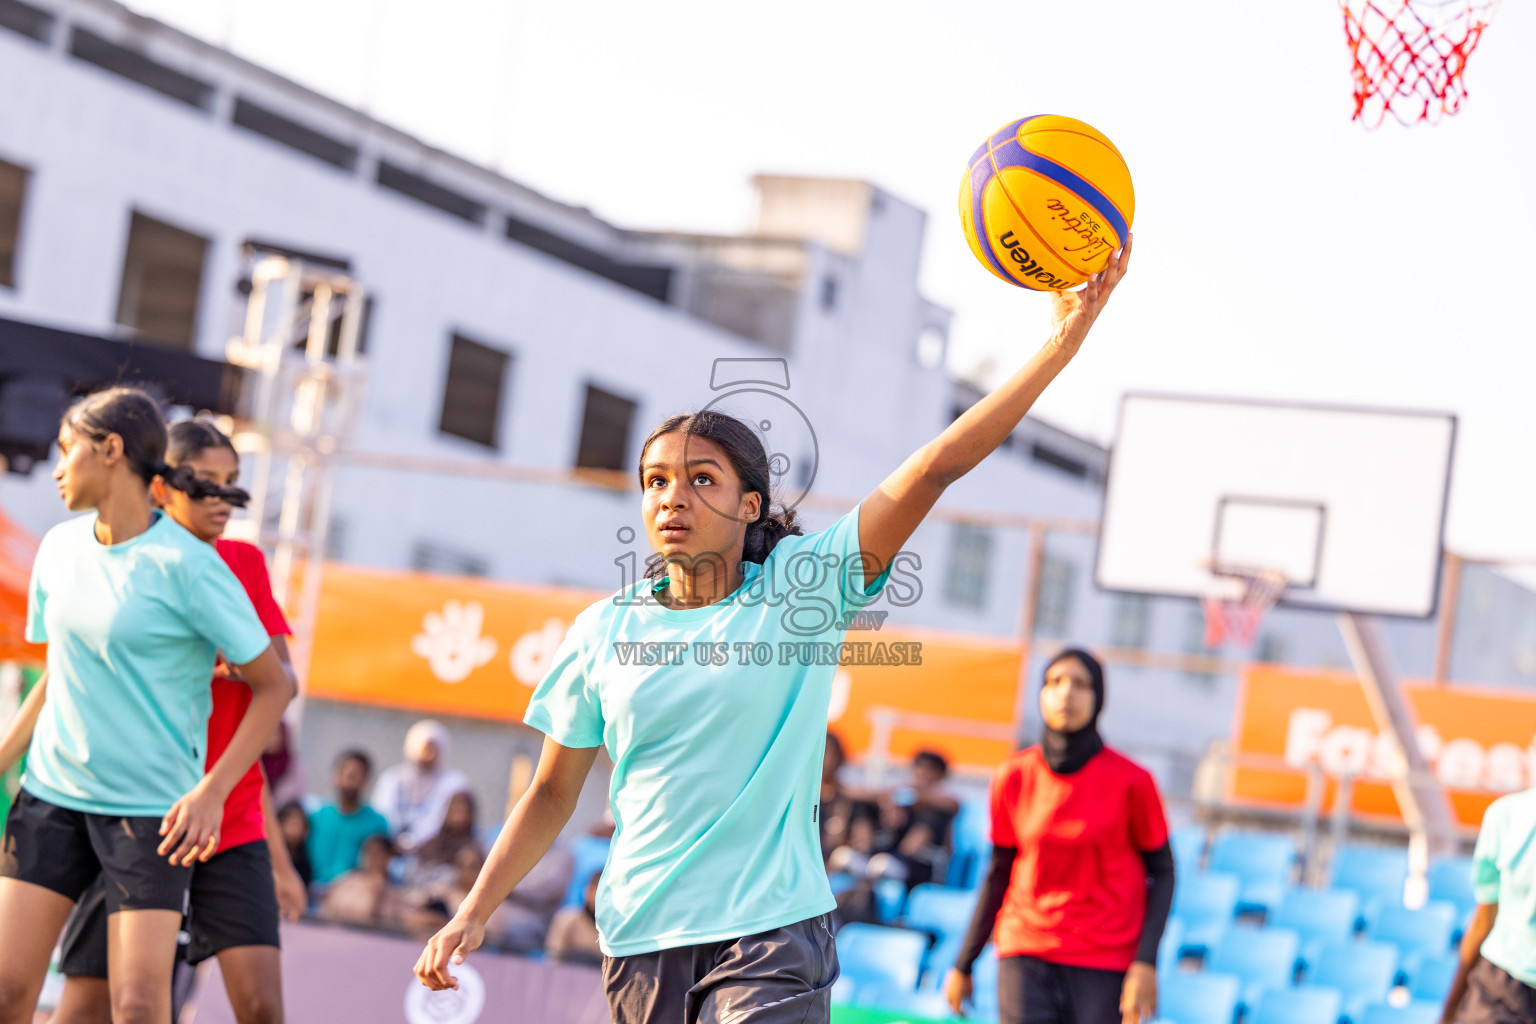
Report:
415,736,601,991
858,239,1131,572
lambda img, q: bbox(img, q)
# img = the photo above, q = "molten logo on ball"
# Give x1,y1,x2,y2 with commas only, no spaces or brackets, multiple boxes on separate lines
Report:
961,114,1134,291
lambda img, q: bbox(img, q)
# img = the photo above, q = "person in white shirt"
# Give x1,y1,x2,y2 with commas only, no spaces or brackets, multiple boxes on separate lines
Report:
372,720,470,852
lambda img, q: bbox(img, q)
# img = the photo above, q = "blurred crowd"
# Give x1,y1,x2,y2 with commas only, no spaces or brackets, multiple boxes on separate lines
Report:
275,719,954,961
271,718,603,965
820,732,961,926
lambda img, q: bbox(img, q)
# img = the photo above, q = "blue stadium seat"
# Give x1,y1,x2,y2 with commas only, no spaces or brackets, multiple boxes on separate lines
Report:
1426,856,1476,938
1249,985,1343,1024
1156,970,1241,1024
1206,925,1301,1011
1306,939,1400,1023
1359,1003,1442,1024
835,923,928,993
1170,823,1207,875
561,834,611,908
830,975,857,1004
1208,831,1296,915
1158,915,1186,976
1272,887,1360,969
945,800,993,889
1367,900,1456,981
1171,870,1241,956
874,877,908,923
1409,952,1459,1004
905,883,976,942
1329,846,1409,926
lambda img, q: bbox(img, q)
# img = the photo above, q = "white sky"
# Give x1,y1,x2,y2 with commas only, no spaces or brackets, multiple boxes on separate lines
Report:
124,0,1536,566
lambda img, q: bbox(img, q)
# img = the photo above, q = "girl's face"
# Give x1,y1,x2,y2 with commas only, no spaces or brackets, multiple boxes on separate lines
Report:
640,433,760,580
53,423,116,512
152,446,240,543
1040,655,1097,733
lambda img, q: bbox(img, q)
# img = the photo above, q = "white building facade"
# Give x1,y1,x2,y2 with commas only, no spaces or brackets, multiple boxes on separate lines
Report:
6,0,1526,809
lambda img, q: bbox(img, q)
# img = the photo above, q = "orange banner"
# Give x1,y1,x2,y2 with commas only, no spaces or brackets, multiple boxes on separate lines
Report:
306,565,1023,769
1229,665,1536,831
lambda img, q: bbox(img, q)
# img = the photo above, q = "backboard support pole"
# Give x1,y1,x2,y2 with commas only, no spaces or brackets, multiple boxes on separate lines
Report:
1338,611,1458,903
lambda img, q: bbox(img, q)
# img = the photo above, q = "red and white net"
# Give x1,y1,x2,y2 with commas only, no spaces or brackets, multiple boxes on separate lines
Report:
1340,0,1501,126
1201,570,1288,651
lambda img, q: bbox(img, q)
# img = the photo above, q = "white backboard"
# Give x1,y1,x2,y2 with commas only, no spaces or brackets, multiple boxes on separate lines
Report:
1095,394,1456,618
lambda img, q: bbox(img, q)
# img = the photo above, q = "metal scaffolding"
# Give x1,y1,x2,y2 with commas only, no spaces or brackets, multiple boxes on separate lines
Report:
223,251,367,730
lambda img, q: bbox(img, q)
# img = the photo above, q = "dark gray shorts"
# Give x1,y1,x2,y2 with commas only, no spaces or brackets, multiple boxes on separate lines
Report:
602,914,839,1024
1461,957,1536,1024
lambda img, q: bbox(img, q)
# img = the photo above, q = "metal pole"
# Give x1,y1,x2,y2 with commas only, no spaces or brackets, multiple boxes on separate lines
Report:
1432,552,1463,684
1012,522,1048,745
1338,612,1459,880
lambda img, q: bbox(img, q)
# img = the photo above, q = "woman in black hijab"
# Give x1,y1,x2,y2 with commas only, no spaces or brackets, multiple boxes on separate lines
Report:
944,649,1175,1024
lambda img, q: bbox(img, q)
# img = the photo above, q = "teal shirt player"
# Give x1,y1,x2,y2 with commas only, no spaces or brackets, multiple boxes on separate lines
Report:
307,803,391,884
525,505,893,957
1472,787,1536,987
25,512,272,816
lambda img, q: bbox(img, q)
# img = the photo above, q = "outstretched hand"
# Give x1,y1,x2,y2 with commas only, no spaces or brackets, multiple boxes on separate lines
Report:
1048,233,1133,357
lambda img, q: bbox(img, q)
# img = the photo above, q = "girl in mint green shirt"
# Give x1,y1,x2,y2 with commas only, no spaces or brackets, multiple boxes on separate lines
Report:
416,243,1133,1024
0,388,293,1024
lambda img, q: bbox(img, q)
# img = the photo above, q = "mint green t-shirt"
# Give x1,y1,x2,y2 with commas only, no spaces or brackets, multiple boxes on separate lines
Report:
524,504,892,956
25,512,272,816
1472,787,1536,987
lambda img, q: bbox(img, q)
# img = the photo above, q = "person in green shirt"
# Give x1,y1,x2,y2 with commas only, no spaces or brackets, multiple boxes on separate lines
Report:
308,750,390,886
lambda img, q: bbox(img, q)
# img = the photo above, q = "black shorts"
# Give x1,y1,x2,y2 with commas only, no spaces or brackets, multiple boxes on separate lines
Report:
1460,957,1536,1024
602,913,839,1024
0,790,191,914
998,955,1126,1024
60,839,281,977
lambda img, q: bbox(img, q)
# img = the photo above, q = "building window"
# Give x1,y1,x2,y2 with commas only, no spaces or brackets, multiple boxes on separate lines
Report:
1110,593,1152,649
575,384,637,472
411,541,488,577
945,522,993,610
1034,554,1076,636
0,158,27,289
438,334,510,449
115,211,209,349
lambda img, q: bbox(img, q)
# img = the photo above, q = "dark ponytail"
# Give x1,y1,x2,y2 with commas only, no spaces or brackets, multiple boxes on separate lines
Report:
63,387,168,485
637,410,803,580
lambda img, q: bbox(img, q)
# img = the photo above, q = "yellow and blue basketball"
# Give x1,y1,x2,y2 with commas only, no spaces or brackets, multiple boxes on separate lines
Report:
960,115,1134,291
